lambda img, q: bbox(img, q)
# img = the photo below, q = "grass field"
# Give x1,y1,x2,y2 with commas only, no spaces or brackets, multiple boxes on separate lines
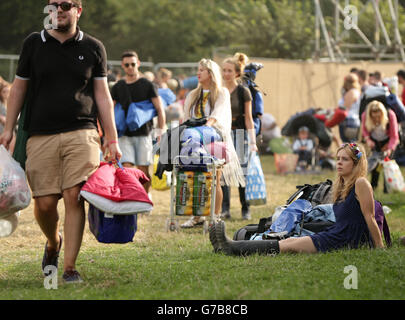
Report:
0,155,404,300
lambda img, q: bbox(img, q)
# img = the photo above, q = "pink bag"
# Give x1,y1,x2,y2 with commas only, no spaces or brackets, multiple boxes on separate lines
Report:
205,141,230,163
81,162,152,204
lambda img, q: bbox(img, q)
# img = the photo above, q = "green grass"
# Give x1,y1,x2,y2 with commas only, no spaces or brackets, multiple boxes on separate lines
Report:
0,155,404,300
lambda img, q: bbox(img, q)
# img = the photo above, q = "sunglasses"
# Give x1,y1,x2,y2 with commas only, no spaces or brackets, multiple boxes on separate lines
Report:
124,63,136,68
49,2,78,11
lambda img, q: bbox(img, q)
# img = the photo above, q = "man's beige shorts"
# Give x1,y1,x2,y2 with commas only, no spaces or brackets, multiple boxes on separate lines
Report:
26,129,101,198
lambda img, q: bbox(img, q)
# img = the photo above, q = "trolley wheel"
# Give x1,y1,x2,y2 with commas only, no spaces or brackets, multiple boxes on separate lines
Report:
166,218,178,232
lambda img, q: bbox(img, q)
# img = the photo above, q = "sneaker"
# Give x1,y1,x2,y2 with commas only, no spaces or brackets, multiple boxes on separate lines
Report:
42,233,63,276
180,216,205,228
220,211,231,220
62,270,84,284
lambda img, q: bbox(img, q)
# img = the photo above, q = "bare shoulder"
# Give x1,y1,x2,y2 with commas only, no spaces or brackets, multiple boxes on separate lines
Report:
355,177,373,197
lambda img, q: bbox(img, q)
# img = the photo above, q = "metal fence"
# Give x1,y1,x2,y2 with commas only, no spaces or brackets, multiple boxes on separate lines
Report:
0,55,198,82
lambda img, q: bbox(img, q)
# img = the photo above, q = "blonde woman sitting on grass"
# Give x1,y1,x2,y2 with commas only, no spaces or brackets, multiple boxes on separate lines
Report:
210,143,384,255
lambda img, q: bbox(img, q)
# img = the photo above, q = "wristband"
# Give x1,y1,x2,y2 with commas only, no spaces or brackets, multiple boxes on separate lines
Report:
108,140,118,145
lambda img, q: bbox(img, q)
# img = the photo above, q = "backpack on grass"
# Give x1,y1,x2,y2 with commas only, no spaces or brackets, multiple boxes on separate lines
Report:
233,179,333,240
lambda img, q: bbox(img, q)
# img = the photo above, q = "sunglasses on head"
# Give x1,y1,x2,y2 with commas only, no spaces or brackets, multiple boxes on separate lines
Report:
124,63,136,68
49,2,78,11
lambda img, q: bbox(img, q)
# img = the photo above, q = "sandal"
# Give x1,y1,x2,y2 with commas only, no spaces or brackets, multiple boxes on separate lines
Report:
180,216,205,228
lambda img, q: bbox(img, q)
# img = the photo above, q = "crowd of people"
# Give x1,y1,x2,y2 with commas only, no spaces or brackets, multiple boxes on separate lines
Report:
325,68,402,191
0,0,404,283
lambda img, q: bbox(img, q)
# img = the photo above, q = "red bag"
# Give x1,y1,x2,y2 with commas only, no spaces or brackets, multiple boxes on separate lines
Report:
314,107,347,128
81,162,152,204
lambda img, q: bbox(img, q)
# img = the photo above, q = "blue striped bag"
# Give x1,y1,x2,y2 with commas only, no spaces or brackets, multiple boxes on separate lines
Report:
245,152,267,205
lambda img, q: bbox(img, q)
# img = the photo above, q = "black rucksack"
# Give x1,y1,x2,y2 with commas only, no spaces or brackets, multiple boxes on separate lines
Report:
286,179,333,207
233,179,334,241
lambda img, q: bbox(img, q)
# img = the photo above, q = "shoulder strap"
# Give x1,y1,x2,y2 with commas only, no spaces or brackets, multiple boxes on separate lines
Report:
311,181,332,205
258,217,270,233
383,216,392,247
286,185,310,205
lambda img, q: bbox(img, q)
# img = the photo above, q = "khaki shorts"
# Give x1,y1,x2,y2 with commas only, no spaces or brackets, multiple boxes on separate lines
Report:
26,129,101,198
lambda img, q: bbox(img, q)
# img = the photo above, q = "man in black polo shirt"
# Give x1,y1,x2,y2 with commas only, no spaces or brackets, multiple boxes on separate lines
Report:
0,0,121,283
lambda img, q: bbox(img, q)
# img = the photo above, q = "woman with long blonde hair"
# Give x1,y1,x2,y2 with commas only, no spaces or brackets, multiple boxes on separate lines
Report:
361,100,399,191
210,143,384,255
181,58,245,228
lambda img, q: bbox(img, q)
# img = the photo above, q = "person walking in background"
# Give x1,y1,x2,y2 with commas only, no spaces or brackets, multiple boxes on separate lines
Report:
0,0,121,283
110,51,166,199
397,70,405,106
314,73,361,144
361,100,399,192
220,52,257,220
180,58,245,228
355,69,369,94
338,73,362,143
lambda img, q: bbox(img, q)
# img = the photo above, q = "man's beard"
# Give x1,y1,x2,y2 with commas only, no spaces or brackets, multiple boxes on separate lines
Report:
50,15,74,33
56,19,73,33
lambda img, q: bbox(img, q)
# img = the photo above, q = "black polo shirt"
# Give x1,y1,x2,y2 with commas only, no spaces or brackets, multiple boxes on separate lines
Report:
16,28,107,135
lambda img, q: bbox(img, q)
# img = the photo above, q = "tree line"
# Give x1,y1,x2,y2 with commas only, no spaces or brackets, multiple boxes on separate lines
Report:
0,0,404,63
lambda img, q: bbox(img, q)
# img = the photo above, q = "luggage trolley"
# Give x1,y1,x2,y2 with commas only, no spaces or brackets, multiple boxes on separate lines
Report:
166,154,224,234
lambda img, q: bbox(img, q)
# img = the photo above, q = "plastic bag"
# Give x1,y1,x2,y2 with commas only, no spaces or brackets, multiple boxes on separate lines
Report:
0,211,19,238
274,153,298,174
383,158,405,193
0,145,31,218
245,152,267,205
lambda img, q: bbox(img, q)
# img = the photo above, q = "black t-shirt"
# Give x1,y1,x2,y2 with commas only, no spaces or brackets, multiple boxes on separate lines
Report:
231,84,252,130
111,78,158,136
16,28,107,135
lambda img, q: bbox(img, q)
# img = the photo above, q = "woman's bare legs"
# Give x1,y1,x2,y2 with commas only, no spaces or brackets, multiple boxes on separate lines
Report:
214,170,223,215
279,236,318,254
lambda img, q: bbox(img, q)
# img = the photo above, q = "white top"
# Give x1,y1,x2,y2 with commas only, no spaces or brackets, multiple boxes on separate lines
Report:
371,125,389,142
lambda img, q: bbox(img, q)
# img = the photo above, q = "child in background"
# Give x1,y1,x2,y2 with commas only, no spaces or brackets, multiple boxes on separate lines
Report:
292,126,314,171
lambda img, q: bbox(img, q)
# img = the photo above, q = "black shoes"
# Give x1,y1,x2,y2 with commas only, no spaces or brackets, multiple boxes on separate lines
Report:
62,270,84,284
209,220,280,256
42,233,63,276
242,209,251,220
220,211,231,220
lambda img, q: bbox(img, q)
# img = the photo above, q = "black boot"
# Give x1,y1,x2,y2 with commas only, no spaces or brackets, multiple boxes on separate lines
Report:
209,222,223,253
214,221,280,256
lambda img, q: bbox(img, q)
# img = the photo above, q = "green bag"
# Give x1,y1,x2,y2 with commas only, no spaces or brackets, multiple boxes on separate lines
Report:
269,137,293,154
12,99,30,170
